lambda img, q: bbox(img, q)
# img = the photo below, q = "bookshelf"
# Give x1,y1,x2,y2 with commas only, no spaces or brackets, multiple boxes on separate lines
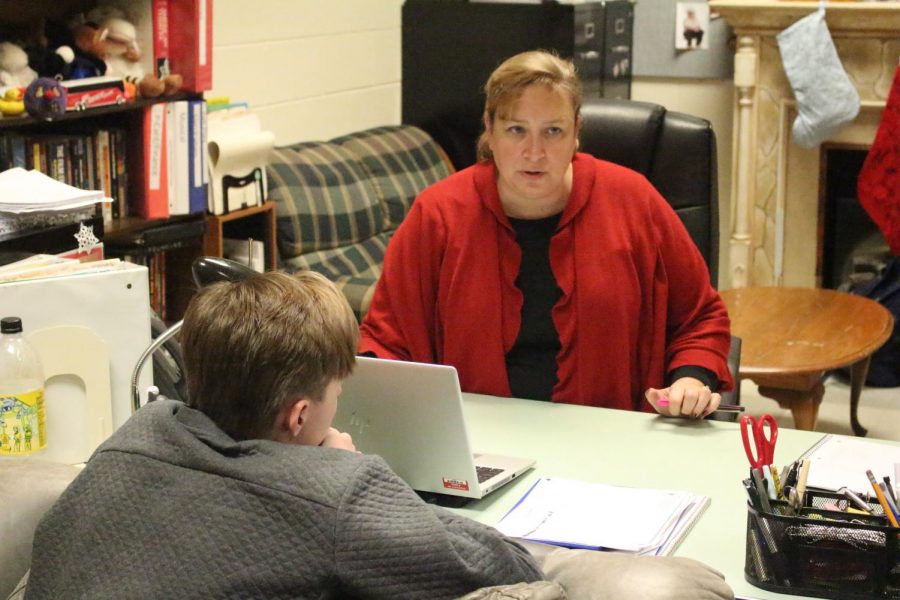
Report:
0,0,218,324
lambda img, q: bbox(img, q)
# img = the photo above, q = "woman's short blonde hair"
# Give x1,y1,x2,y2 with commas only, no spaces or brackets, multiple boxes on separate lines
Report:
181,270,358,441
477,50,583,162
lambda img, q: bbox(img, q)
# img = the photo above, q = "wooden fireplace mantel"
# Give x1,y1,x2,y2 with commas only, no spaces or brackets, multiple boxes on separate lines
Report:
711,1,900,36
709,0,897,289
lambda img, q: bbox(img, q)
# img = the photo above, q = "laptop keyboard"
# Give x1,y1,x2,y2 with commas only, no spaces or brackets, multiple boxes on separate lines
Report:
476,466,504,483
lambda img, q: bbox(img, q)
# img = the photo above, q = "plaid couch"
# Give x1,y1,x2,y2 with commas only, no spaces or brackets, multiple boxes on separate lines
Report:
266,125,454,320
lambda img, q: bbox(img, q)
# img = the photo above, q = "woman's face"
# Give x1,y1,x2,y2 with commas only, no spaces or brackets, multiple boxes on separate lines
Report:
485,84,579,214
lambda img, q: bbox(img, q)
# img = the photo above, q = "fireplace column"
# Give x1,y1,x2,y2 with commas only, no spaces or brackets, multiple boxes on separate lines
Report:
730,36,758,289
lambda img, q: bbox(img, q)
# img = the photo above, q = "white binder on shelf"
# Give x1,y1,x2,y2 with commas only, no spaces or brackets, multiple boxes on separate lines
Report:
206,108,276,216
0,264,152,463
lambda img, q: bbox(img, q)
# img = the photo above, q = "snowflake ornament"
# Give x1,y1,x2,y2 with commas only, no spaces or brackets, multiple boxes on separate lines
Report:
73,222,100,254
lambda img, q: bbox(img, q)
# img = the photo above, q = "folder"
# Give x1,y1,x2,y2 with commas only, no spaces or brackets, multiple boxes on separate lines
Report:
166,100,190,216
496,477,709,556
168,0,213,93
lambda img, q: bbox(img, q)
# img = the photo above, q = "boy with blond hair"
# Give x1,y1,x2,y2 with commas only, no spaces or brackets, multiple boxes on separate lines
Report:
26,271,541,599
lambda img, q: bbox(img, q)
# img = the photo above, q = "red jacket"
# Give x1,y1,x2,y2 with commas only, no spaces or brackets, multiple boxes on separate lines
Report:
359,154,732,411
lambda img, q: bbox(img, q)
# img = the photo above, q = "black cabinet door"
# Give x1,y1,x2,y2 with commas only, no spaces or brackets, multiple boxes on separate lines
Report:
402,0,632,170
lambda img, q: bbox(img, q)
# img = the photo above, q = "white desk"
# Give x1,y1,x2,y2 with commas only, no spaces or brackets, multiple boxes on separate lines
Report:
456,393,827,600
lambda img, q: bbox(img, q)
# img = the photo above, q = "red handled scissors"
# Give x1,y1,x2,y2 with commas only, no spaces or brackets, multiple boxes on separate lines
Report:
740,413,778,471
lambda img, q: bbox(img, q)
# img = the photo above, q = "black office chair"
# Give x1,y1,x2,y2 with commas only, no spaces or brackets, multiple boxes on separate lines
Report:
579,98,741,412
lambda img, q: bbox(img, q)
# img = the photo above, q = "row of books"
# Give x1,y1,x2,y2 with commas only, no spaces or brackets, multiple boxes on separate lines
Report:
131,98,210,220
0,130,128,222
0,98,210,223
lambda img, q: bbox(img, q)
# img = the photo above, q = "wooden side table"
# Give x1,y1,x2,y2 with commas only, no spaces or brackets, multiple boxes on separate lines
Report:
203,202,277,271
721,287,893,435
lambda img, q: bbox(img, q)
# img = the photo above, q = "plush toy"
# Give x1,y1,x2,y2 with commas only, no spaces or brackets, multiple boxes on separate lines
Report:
24,77,67,120
68,21,109,80
0,41,37,92
86,6,182,98
25,18,106,82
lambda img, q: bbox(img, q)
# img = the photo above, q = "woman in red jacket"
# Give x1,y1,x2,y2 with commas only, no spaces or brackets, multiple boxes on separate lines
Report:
359,50,732,417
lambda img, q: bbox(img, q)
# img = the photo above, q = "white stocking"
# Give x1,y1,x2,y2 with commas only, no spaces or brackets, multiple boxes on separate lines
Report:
776,1,860,148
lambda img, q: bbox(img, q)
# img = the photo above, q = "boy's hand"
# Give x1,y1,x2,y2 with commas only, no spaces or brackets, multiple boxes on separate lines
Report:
320,427,356,452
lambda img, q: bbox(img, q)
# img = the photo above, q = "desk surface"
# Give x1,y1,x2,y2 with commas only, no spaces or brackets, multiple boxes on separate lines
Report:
457,393,827,600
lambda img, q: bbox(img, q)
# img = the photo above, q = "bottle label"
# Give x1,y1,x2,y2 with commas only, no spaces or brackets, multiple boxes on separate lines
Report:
0,388,46,455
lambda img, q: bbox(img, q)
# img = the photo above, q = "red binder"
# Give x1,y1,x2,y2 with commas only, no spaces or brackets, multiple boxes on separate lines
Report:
131,103,169,220
168,0,213,93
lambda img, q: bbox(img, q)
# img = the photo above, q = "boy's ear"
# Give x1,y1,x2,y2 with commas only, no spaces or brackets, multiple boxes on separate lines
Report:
277,397,311,440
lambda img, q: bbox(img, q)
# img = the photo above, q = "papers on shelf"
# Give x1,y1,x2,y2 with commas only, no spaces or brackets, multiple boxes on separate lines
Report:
0,168,112,214
495,477,709,556
801,434,900,495
0,255,128,285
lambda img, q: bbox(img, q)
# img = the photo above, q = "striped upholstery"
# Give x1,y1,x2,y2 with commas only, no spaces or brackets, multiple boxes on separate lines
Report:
268,141,385,257
267,125,452,320
280,233,391,321
333,126,454,228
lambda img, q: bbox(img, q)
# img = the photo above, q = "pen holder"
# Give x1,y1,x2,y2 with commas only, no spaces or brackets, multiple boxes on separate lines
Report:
745,489,900,599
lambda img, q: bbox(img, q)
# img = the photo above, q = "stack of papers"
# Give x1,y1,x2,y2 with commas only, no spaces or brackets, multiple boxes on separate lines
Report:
0,255,127,285
802,435,900,495
0,168,111,214
496,478,709,556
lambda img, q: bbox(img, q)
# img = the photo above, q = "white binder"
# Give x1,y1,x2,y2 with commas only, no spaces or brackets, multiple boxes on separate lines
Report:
0,264,152,463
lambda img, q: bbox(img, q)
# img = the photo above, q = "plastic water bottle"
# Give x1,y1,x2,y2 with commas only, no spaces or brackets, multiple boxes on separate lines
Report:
0,316,46,456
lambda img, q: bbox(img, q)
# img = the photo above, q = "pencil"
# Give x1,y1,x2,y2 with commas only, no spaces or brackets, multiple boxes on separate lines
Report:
867,469,900,528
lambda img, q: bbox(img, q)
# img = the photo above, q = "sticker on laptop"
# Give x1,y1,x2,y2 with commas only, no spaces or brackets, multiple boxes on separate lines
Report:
442,477,470,492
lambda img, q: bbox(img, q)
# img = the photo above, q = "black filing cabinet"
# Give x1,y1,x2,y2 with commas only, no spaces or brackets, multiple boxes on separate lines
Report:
402,0,634,169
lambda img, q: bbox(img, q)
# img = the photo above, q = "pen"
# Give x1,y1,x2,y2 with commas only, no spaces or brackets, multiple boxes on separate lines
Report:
866,469,900,528
751,468,773,513
879,482,900,523
884,476,897,505
769,465,783,499
657,397,745,413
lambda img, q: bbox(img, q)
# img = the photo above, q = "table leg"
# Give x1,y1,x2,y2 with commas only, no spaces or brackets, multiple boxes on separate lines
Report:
848,356,873,437
755,380,825,431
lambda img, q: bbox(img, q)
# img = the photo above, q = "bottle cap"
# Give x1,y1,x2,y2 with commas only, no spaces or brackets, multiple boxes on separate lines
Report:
1,316,22,334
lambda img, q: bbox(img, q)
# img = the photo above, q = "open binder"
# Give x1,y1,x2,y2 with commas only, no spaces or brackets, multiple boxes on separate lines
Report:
496,477,709,556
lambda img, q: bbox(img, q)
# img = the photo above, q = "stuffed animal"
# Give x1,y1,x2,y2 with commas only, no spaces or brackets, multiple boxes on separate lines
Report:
0,41,37,92
68,21,109,80
25,17,106,81
24,77,67,120
86,6,182,98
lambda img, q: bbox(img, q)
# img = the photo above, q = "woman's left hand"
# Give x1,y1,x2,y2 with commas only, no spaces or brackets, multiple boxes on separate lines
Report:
645,377,721,419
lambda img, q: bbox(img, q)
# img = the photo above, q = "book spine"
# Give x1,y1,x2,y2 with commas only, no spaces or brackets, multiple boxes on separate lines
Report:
113,129,128,218
153,0,172,78
10,135,25,169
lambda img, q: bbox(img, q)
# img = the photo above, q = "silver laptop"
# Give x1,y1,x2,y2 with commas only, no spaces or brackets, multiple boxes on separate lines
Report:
334,357,535,499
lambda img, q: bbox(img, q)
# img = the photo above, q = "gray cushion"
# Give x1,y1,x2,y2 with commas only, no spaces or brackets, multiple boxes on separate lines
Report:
0,460,80,599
